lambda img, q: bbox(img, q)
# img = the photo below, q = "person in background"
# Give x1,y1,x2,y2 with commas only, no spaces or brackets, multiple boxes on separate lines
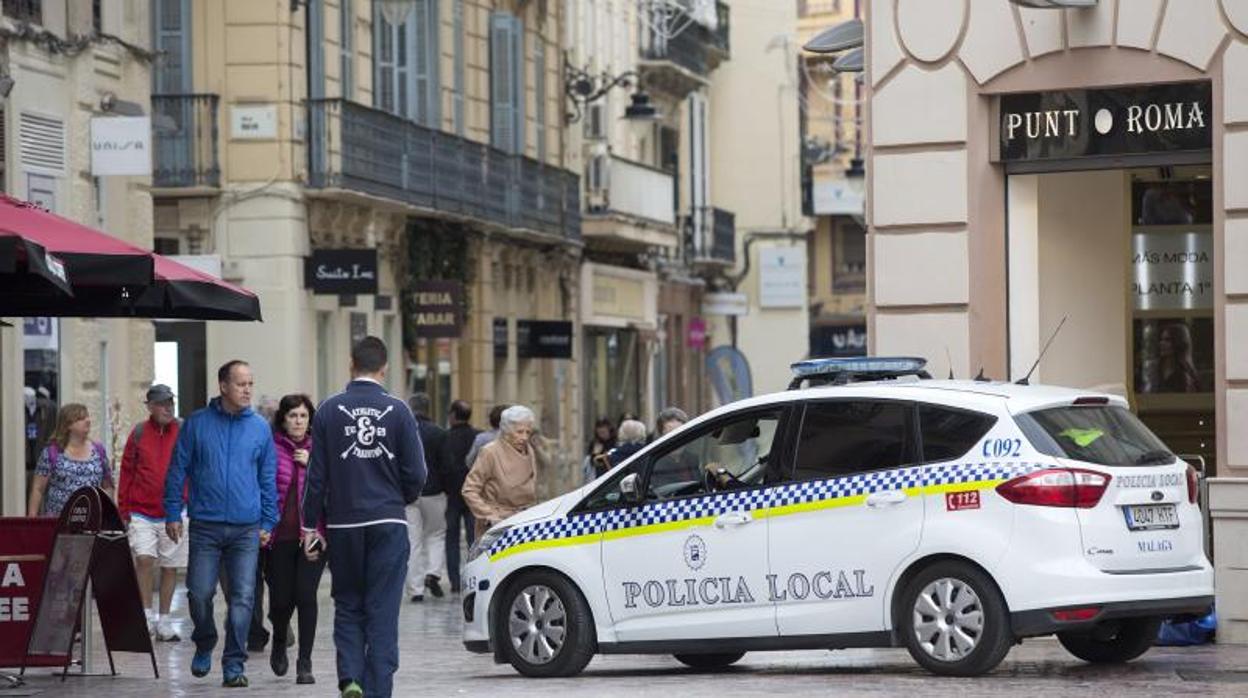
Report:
442,400,479,594
264,394,325,685
462,405,541,538
653,407,690,441
464,404,508,472
118,384,185,642
302,336,426,698
609,420,649,469
164,360,278,689
587,418,617,459
406,393,449,602
28,403,113,518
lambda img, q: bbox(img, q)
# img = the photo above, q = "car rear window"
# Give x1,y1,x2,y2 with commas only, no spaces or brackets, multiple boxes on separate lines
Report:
1017,405,1174,467
919,404,998,463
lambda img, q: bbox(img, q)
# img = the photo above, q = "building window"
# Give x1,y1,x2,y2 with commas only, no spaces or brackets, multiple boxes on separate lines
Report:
453,0,465,135
490,12,524,154
154,237,181,255
340,0,354,99
833,221,866,292
534,38,546,161
152,0,191,94
3,0,41,24
92,0,101,32
374,0,439,126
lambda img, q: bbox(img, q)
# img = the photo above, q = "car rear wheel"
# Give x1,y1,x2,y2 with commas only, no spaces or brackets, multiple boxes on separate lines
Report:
497,571,595,678
899,561,1012,677
672,652,745,670
1057,617,1162,664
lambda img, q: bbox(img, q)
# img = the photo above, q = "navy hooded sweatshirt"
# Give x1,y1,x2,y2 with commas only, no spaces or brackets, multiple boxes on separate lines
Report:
302,379,426,529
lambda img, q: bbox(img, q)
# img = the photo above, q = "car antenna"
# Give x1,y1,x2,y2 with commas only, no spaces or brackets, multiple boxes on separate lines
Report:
1016,316,1068,386
945,346,954,379
974,367,990,382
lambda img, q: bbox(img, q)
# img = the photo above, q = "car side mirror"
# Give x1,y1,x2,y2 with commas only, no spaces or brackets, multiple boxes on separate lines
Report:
619,473,643,505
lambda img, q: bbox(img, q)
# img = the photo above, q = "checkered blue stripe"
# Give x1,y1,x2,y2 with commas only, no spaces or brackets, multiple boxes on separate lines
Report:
487,460,1045,558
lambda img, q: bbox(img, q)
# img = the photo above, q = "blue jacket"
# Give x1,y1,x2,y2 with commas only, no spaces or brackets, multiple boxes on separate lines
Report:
163,398,278,530
302,379,426,529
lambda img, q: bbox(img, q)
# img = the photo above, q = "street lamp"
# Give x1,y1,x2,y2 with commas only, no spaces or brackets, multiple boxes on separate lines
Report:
1010,0,1097,7
803,17,863,54
565,64,661,125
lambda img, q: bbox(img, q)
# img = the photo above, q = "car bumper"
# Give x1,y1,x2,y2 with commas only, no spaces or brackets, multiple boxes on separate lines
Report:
1011,594,1214,637
461,555,495,653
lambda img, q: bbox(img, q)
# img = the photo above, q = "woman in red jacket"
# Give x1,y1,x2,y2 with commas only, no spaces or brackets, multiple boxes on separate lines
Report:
264,394,324,685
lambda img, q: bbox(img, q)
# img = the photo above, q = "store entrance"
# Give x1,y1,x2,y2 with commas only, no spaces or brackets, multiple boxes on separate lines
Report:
1007,166,1215,474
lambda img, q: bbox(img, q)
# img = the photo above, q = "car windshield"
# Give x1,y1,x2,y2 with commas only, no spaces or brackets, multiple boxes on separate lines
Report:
1017,404,1174,467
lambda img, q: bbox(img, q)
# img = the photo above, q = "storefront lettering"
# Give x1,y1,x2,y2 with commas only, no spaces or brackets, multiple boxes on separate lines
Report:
1132,281,1212,300
621,569,872,609
1125,102,1205,134
1005,109,1079,140
0,563,31,623
316,264,375,281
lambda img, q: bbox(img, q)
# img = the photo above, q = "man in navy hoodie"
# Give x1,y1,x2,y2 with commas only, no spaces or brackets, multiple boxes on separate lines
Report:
302,336,425,698
165,360,277,688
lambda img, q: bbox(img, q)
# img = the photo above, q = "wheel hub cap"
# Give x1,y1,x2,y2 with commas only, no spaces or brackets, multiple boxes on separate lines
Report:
508,584,567,665
912,577,985,662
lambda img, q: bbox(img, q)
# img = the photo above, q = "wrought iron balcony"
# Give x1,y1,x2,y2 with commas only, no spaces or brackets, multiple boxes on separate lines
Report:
708,2,730,68
638,6,731,94
306,98,580,242
152,94,221,189
688,206,736,266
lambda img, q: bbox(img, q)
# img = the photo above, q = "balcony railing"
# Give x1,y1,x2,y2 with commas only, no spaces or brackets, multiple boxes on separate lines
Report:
640,16,710,76
710,2,730,57
689,206,735,265
307,98,580,242
587,155,676,226
152,94,221,188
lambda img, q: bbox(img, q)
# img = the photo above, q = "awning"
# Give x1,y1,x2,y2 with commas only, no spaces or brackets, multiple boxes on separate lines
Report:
0,234,72,296
0,195,152,286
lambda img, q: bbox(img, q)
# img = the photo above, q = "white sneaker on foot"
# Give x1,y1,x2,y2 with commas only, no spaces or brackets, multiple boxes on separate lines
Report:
156,617,181,642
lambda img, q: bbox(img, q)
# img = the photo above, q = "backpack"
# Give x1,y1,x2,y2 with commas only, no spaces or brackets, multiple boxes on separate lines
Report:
45,440,109,476
128,418,182,445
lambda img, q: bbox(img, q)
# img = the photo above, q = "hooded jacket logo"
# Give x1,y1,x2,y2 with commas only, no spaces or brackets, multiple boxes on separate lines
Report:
338,404,394,460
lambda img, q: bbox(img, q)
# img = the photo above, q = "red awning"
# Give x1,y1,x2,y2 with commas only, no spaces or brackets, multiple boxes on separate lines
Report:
0,195,152,286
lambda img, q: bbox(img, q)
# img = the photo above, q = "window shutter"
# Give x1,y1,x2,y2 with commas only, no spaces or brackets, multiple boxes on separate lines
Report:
19,112,65,174
510,15,524,155
534,36,546,161
153,0,190,94
373,6,396,113
308,0,325,100
340,0,353,99
490,12,514,152
453,0,465,135
413,0,430,125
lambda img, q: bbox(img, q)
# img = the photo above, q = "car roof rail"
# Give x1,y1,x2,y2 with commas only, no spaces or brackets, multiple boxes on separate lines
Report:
788,357,931,390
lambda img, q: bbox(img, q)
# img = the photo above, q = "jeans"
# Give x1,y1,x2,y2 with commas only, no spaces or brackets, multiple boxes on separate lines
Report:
445,496,475,591
265,540,326,664
328,523,409,698
406,494,447,595
187,521,260,677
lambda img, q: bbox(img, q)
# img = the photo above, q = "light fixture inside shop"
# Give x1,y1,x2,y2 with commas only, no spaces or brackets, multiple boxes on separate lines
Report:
803,17,863,54
1009,0,1098,8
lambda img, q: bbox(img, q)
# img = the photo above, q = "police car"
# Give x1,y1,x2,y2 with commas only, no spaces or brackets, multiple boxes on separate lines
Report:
461,358,1213,678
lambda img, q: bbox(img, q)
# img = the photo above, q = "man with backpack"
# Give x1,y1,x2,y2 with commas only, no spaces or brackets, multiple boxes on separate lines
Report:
118,384,185,641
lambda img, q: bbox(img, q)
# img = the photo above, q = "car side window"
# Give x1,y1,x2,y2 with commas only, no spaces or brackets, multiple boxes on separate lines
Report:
647,410,782,500
792,400,914,482
918,404,998,463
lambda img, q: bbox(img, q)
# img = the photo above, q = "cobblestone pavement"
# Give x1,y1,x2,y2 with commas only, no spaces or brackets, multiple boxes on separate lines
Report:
4,580,1246,697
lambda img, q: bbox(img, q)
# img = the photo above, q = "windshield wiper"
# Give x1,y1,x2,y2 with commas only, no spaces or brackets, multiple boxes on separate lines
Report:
1134,449,1175,466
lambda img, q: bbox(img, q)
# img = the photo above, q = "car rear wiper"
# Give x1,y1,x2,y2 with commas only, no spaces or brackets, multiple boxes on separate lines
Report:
1134,449,1175,466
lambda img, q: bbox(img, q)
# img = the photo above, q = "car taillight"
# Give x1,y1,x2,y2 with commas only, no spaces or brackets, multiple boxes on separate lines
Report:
1186,464,1199,505
995,468,1111,509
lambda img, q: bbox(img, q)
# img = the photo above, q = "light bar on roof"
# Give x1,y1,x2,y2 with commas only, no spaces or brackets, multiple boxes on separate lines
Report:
790,357,928,379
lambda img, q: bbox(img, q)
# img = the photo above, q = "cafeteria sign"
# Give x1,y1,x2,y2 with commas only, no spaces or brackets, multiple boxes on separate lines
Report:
412,281,463,338
306,249,378,295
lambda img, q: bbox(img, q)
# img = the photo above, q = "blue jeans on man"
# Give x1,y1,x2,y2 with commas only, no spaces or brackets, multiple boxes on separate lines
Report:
187,520,260,679
327,523,410,697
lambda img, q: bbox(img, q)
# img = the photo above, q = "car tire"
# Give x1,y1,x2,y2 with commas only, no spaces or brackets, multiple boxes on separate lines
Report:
899,561,1012,677
1057,617,1162,664
497,570,595,678
672,652,745,670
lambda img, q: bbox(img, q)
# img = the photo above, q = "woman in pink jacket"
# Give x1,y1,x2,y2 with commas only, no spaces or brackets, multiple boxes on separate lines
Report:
264,394,324,685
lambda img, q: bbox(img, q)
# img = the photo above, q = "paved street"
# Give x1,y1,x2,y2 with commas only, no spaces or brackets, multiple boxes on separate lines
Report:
3,579,1247,697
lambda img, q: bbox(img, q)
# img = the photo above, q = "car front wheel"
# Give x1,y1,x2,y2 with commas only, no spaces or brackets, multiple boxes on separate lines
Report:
899,561,1012,677
673,652,745,670
1057,617,1162,664
497,570,596,678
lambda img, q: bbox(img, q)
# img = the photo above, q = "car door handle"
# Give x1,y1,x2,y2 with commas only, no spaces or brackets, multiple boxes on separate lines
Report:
714,511,753,528
865,490,908,508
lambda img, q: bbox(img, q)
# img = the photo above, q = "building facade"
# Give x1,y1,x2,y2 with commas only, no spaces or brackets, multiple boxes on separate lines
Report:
151,0,582,497
0,0,155,514
861,0,1248,640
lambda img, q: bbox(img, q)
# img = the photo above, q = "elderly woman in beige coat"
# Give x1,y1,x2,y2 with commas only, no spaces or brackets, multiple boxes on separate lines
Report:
462,405,547,537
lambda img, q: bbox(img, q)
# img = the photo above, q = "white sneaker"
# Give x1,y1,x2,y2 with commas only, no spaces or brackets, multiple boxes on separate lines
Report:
156,617,180,642
145,611,157,636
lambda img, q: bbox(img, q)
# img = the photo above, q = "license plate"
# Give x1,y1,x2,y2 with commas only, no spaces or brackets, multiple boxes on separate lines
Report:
1124,504,1179,531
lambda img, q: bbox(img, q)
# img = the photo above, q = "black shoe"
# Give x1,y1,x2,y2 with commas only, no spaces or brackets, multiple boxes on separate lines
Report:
270,645,288,677
296,660,315,685
425,575,444,599
409,594,424,603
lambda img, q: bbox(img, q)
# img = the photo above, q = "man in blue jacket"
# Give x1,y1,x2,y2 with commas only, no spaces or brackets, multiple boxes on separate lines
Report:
165,360,277,688
302,336,425,698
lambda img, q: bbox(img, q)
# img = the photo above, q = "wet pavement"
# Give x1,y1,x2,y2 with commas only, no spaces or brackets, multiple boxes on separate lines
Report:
4,577,1247,697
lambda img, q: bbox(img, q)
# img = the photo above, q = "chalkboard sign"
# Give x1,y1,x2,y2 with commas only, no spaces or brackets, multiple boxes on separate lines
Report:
25,534,94,656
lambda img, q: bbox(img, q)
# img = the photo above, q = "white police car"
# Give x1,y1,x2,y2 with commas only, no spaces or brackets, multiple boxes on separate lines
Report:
461,358,1213,678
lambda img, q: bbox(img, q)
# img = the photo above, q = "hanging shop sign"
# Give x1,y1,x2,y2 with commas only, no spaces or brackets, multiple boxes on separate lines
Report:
90,116,152,176
305,249,378,295
517,320,573,359
411,281,463,338
1132,230,1213,311
759,246,806,309
999,81,1212,163
687,317,708,350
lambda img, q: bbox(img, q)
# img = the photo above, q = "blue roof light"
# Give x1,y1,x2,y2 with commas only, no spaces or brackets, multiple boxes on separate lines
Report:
788,357,929,388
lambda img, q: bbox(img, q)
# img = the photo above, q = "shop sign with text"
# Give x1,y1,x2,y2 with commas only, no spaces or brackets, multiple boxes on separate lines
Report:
411,281,463,338
1132,230,1213,311
1000,82,1211,163
517,320,573,359
306,249,378,295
